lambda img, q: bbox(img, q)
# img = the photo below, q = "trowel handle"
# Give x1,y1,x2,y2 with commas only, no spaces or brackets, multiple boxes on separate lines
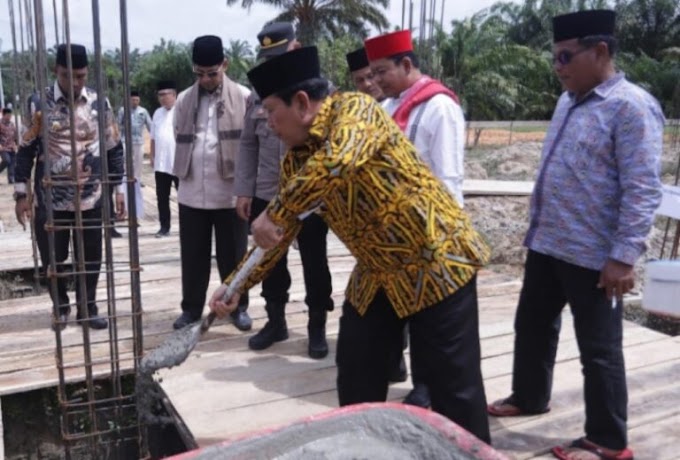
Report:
200,247,267,334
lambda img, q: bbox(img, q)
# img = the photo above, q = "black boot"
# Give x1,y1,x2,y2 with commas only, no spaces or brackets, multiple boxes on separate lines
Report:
307,310,328,359
248,303,288,350
403,383,431,408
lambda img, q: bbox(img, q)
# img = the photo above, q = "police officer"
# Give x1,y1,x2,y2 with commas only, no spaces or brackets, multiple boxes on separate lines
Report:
234,22,334,359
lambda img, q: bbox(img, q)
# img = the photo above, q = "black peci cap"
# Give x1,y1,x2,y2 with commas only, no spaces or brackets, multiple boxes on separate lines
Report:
156,80,177,91
56,44,88,69
346,47,370,72
553,10,616,42
192,35,224,67
247,46,321,100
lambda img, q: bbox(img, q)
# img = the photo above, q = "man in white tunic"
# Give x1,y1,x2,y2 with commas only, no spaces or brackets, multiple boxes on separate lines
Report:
150,80,178,238
366,29,466,206
365,29,468,408
172,35,252,331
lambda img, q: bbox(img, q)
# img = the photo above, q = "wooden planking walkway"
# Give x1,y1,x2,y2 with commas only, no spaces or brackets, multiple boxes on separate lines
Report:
0,169,679,459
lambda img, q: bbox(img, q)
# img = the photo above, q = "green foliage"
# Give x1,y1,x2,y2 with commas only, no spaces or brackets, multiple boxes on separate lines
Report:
435,0,680,119
225,39,255,86
225,0,390,45
1,0,679,121
130,39,194,113
317,35,364,91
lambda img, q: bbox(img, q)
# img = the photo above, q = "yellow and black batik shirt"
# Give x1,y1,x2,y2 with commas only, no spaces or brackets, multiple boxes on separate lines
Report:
227,92,489,318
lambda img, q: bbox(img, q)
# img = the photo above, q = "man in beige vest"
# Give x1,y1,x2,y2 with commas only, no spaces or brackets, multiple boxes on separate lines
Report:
172,35,252,331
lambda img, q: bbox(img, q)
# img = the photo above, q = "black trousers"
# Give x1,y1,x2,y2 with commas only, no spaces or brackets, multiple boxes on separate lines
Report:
250,197,333,312
296,210,334,312
512,250,627,449
155,171,178,231
35,206,103,316
336,277,490,443
179,204,249,318
0,150,15,182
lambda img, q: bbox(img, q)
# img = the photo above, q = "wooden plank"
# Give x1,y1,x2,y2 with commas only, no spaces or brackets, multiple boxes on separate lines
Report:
627,412,680,460
491,360,680,459
463,179,534,196
2,169,679,459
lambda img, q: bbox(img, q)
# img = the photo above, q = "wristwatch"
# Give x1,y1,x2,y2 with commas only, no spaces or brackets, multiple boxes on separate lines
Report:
13,191,27,201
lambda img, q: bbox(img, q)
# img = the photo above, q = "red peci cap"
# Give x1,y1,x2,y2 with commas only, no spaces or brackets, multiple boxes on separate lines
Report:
364,30,413,61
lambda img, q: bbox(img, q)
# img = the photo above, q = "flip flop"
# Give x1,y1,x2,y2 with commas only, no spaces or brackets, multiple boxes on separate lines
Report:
487,395,550,417
552,438,634,460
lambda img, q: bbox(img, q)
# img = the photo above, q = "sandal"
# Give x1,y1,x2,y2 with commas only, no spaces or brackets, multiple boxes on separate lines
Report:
487,395,550,417
552,438,634,460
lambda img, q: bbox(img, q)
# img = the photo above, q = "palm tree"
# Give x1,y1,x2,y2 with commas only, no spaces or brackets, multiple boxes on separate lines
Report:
488,0,612,51
225,39,255,85
615,0,680,59
225,0,391,45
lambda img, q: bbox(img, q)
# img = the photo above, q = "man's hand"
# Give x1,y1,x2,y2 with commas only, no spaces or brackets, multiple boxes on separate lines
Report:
115,192,127,220
209,284,240,318
235,196,252,221
598,259,635,301
15,198,31,230
251,210,283,249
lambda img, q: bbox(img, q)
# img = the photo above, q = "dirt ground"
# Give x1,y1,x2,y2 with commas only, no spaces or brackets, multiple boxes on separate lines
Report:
468,128,546,147
465,138,680,286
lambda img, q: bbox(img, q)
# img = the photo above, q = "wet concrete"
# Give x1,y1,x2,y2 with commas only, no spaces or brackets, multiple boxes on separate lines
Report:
137,323,203,424
181,405,507,460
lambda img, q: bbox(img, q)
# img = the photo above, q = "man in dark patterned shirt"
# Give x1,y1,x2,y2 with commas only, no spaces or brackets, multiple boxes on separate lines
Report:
14,44,125,331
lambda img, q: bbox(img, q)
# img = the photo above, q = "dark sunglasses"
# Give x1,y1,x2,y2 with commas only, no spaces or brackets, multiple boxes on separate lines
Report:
193,68,221,79
552,47,591,66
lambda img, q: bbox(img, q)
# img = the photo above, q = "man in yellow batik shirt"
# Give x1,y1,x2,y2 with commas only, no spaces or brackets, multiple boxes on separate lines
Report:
209,47,492,444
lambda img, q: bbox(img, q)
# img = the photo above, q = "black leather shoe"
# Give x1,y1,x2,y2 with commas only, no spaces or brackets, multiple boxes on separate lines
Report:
403,383,431,408
230,308,252,331
85,315,108,330
111,228,123,238
173,312,199,330
51,311,70,331
155,229,170,238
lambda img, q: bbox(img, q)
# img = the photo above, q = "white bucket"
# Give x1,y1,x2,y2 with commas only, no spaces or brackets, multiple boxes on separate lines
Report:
643,260,680,318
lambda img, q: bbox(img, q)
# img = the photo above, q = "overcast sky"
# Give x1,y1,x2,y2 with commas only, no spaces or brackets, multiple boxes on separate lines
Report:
0,0,516,53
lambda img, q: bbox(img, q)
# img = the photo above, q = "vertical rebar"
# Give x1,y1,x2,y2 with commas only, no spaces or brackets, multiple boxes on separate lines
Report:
91,0,124,446
30,0,71,456
9,0,41,291
119,0,147,455
61,0,100,454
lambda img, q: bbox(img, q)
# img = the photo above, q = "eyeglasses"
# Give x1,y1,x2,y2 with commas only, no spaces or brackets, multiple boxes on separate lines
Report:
552,47,591,66
193,67,222,79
